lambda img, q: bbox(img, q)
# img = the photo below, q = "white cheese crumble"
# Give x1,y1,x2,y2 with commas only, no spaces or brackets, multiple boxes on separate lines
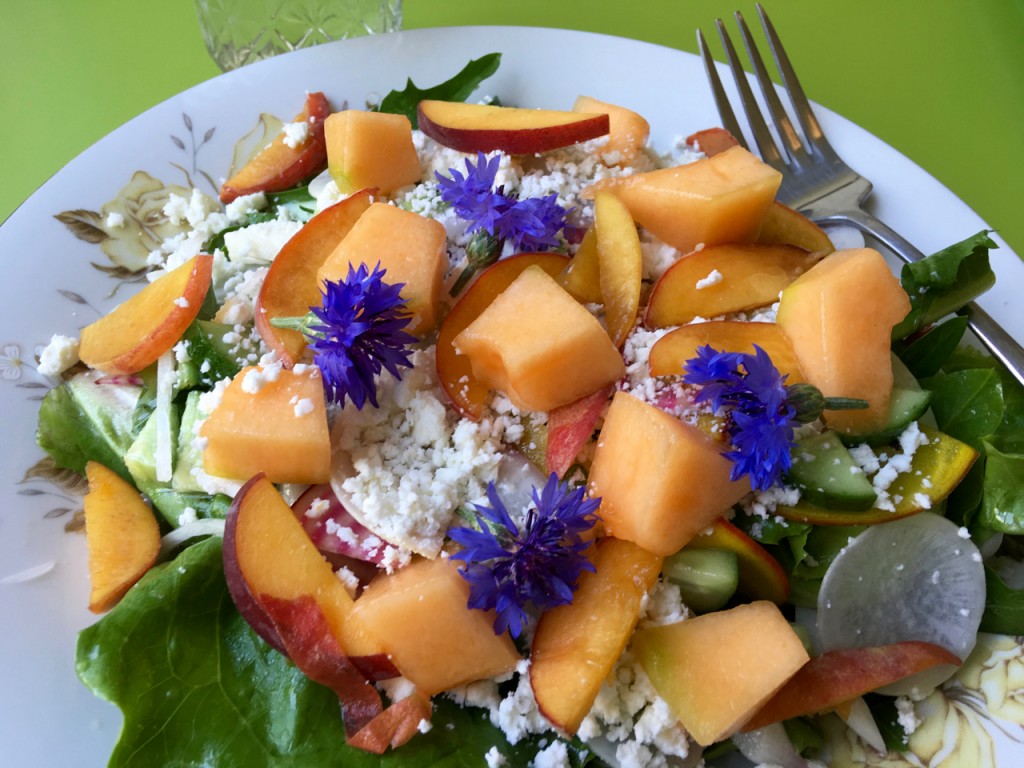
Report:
37,334,80,377
281,120,310,148
695,268,724,289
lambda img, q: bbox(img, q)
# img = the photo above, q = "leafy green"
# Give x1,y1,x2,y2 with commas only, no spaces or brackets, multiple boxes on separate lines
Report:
895,315,968,379
862,695,911,753
920,368,1004,449
204,186,317,254
979,565,1024,634
783,717,824,758
979,441,1024,533
378,53,502,128
77,538,593,767
789,525,865,581
892,231,998,340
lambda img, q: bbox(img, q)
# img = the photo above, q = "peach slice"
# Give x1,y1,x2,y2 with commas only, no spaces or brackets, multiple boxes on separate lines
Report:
436,253,569,420
79,253,212,374
595,190,642,348
83,461,161,613
742,641,961,732
255,189,373,365
545,385,612,478
685,127,741,156
573,95,650,163
686,518,789,605
557,227,602,304
350,556,521,696
220,91,330,204
453,266,627,413
417,99,610,154
757,201,835,256
632,601,809,746
223,473,384,659
645,243,820,327
585,145,782,253
530,536,663,734
648,320,806,384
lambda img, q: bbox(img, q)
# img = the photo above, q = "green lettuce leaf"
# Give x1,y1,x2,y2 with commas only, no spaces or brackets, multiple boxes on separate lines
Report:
892,231,998,340
979,565,1024,634
920,368,1004,450
378,53,501,128
77,538,590,767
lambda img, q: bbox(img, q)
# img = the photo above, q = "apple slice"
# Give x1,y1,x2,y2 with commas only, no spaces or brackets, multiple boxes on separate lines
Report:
648,320,806,384
741,641,961,732
220,91,331,203
436,252,568,420
223,473,386,660
686,518,790,605
645,243,820,327
79,254,212,374
530,536,663,734
685,127,741,156
83,461,161,613
417,99,609,154
545,385,612,478
255,189,373,364
595,190,642,347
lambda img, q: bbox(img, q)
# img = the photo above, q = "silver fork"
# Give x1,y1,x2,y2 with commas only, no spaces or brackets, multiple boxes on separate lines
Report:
698,4,1024,387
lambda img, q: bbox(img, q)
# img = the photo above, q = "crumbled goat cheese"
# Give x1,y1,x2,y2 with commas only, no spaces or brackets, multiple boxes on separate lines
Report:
695,269,724,289
531,740,570,768
177,506,198,527
222,218,302,265
37,334,80,377
281,120,310,148
851,422,929,511
293,397,315,417
484,746,508,768
895,696,921,736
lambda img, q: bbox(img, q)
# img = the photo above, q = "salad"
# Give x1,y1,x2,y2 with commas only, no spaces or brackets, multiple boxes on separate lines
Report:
31,50,1024,768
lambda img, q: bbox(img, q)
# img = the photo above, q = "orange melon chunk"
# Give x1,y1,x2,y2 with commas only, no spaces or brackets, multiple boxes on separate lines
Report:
84,461,161,613
587,391,749,555
324,110,422,194
632,601,810,746
586,145,782,253
317,203,446,335
776,248,911,435
200,364,330,484
453,266,626,412
350,556,520,695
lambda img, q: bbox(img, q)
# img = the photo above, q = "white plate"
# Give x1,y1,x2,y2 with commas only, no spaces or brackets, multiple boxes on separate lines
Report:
1,26,1021,768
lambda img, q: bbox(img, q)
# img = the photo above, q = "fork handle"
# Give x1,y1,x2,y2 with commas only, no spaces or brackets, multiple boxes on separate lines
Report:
817,208,1024,389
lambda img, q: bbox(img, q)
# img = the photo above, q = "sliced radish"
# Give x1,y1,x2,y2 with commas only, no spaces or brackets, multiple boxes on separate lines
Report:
291,483,389,566
816,513,984,693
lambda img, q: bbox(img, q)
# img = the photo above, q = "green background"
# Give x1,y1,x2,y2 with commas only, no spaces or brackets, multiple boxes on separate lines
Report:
3,0,1022,257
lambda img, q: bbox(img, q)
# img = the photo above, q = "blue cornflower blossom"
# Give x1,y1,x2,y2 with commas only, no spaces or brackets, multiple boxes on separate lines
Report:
435,152,572,254
448,473,600,638
683,345,797,492
271,262,415,409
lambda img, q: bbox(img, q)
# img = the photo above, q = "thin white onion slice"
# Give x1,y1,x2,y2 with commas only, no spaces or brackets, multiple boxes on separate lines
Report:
816,513,985,694
159,518,226,558
732,722,809,768
840,697,886,754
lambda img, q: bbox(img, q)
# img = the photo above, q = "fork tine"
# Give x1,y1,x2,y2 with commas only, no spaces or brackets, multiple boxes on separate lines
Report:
756,3,837,159
733,10,809,166
713,17,786,170
696,29,748,151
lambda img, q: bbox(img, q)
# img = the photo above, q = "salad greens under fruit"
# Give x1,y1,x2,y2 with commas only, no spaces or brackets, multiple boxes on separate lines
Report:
35,53,1024,768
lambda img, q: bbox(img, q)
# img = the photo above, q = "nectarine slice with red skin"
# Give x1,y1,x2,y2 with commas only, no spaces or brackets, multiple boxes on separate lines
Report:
685,127,741,157
79,253,212,374
632,601,810,746
530,536,662,734
686,518,789,605
594,190,643,348
223,473,385,659
742,641,961,732
436,252,568,420
417,99,610,154
220,91,331,204
573,95,650,163
346,691,432,754
557,227,602,304
546,385,612,479
757,201,835,256
645,243,821,328
255,188,373,365
648,320,806,384
83,461,161,613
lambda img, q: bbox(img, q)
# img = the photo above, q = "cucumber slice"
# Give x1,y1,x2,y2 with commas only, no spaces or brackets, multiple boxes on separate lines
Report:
839,356,932,446
787,430,876,511
178,319,245,390
662,548,739,613
124,400,180,486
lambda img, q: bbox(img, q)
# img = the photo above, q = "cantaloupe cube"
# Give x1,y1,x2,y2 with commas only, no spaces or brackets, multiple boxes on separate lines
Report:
776,248,911,435
586,145,782,253
587,391,749,555
317,203,447,335
453,266,626,412
324,110,422,194
632,601,810,746
200,364,330,484
573,95,650,164
350,557,520,695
